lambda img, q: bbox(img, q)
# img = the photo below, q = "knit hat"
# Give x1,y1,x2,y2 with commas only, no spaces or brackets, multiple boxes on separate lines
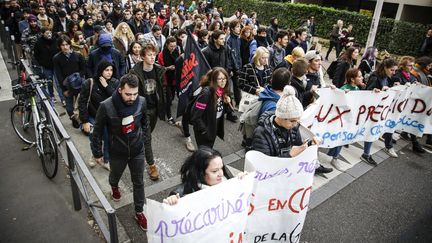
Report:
304,50,321,62
275,85,304,119
27,14,37,22
98,33,113,47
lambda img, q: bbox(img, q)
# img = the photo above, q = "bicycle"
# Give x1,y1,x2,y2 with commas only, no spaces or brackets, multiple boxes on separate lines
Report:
10,77,59,179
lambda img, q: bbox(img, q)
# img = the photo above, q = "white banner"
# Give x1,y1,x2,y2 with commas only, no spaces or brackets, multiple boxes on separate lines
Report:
146,174,255,243
301,85,432,147
244,146,318,243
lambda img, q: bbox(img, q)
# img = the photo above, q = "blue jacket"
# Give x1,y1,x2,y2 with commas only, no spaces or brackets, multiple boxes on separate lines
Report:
226,33,242,71
258,86,280,117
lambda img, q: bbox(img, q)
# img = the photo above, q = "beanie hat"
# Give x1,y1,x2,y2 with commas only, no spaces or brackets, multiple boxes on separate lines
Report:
27,14,37,22
275,85,304,119
304,50,321,62
98,33,113,47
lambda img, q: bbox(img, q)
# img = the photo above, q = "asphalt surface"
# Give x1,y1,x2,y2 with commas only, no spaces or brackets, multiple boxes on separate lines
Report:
0,99,102,243
301,144,432,243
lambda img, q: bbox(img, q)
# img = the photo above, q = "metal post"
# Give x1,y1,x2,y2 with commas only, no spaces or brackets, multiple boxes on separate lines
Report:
4,26,11,56
365,0,384,48
68,146,82,211
107,210,119,243
10,35,17,64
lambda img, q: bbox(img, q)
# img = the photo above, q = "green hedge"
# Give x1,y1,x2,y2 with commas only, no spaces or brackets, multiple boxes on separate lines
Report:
177,0,429,56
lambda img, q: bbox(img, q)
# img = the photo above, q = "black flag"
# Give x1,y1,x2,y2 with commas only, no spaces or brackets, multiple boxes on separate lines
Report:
176,30,211,117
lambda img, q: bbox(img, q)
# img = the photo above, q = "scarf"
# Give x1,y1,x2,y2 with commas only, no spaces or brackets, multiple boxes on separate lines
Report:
401,70,410,81
112,90,139,118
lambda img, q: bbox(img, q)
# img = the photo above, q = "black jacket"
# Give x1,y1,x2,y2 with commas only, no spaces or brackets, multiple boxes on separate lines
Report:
332,59,353,88
78,77,119,123
53,51,86,91
92,96,150,158
190,86,225,141
127,18,150,35
365,72,392,90
358,59,375,77
87,47,126,79
238,63,272,95
130,62,167,120
33,36,59,69
202,41,229,69
290,76,314,109
252,111,303,157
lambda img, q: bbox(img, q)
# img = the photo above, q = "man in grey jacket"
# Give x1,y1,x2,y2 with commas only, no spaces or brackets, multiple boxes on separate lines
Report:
268,30,289,70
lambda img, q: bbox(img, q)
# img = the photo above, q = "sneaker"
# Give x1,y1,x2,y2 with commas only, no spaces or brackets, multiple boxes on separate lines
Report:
135,212,147,231
226,113,238,123
101,162,111,171
315,164,333,174
185,136,196,152
167,117,175,126
412,142,426,154
330,158,344,171
70,116,80,129
147,164,159,181
111,186,121,202
88,157,97,168
384,148,398,158
361,154,377,166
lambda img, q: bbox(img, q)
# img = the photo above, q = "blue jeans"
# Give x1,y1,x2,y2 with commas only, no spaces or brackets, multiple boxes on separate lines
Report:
328,141,374,158
65,95,75,117
87,116,110,163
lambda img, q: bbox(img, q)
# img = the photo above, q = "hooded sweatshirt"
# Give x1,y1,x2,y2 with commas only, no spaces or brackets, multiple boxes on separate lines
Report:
258,86,280,117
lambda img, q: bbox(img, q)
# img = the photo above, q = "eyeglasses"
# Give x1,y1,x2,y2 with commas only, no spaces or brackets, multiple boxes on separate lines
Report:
217,77,227,81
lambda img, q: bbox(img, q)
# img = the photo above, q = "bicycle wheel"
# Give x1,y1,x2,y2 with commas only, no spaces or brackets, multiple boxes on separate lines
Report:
10,104,35,144
40,128,58,179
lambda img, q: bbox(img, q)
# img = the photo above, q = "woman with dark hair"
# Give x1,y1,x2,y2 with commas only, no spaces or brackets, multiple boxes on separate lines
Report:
190,67,231,148
126,41,143,71
366,58,399,158
358,46,378,83
327,68,379,170
163,147,232,204
332,46,359,88
67,21,79,39
157,36,180,124
78,61,120,170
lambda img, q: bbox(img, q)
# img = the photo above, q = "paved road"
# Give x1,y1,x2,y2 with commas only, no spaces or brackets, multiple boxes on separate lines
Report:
0,100,101,243
302,144,432,243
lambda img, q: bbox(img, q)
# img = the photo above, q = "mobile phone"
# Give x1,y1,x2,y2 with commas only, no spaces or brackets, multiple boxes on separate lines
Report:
304,138,313,146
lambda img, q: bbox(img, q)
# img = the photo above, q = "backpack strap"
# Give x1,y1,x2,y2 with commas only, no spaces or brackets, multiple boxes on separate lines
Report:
87,78,94,109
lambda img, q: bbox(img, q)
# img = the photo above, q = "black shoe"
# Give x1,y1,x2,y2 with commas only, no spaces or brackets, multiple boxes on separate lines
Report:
400,132,410,141
167,117,175,126
226,113,238,123
344,144,349,148
413,143,425,153
315,165,333,174
71,117,80,129
392,139,397,144
361,154,377,166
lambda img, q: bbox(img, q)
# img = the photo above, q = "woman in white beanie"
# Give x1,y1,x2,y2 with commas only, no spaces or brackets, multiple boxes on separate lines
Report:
251,85,333,173
252,85,316,157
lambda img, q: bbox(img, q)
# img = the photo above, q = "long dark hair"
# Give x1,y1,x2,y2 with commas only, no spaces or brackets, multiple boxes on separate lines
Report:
340,46,358,64
180,147,228,194
376,58,397,78
94,60,115,81
199,67,230,97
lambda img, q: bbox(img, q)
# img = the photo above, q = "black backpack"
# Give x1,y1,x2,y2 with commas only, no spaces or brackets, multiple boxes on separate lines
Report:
327,60,338,80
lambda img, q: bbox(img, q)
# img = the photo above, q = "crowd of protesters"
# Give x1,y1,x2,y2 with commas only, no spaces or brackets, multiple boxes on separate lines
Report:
1,0,431,232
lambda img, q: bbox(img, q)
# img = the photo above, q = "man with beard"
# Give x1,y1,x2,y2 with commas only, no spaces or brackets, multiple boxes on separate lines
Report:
82,15,94,38
37,5,54,30
87,33,126,79
92,73,150,231
128,9,149,35
107,4,123,28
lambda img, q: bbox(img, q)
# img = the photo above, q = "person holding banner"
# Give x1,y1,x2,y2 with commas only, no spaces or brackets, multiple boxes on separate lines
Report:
190,67,231,148
327,68,379,170
252,85,332,174
366,58,399,158
163,147,233,205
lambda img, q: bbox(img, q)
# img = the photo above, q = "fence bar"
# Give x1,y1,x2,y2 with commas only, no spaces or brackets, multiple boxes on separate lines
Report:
68,146,82,211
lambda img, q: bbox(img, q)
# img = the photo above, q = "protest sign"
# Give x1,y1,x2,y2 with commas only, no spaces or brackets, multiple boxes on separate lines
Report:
244,146,318,243
301,85,432,147
146,174,255,243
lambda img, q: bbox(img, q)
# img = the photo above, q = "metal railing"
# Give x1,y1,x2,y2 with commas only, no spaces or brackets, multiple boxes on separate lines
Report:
0,20,118,243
